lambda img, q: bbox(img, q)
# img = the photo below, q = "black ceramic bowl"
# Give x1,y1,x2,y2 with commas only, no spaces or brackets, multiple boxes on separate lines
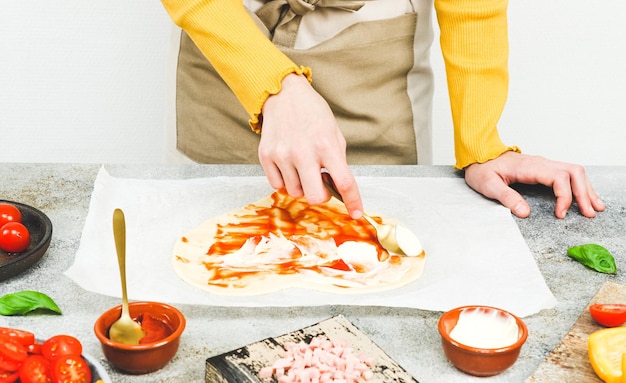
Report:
0,200,53,281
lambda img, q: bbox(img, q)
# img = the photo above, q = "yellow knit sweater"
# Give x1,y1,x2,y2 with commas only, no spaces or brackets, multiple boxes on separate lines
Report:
162,0,518,169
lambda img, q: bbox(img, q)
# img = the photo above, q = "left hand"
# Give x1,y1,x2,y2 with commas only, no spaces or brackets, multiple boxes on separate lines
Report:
464,151,605,218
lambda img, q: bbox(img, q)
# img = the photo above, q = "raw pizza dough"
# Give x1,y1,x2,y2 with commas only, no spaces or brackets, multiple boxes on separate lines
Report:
172,190,425,295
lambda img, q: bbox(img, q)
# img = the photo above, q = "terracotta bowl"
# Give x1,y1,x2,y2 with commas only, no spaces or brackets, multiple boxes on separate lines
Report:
438,305,528,377
94,301,185,374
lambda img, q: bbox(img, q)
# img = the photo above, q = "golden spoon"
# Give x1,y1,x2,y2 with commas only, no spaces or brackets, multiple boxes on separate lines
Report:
108,208,145,345
321,172,423,257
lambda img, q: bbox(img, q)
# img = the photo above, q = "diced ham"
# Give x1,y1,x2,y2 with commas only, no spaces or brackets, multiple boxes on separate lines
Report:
259,366,274,379
258,336,375,382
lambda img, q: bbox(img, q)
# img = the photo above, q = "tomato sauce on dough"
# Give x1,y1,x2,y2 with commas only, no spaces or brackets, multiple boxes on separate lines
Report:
208,190,384,256
202,190,393,287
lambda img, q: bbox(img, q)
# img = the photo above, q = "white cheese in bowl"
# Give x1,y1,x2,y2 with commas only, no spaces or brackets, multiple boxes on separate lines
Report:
449,307,519,349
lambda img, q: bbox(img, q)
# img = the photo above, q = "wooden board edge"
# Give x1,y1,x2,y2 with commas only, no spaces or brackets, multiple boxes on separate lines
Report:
526,281,626,383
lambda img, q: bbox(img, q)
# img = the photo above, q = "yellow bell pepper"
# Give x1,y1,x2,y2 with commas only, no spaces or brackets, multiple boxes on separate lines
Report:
589,327,626,383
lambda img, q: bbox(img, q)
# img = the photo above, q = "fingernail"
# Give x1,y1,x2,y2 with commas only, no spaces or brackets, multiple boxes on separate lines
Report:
351,210,363,220
513,202,529,217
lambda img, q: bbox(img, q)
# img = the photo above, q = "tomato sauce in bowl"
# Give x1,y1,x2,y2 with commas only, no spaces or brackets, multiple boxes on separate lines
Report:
136,313,174,344
94,301,185,374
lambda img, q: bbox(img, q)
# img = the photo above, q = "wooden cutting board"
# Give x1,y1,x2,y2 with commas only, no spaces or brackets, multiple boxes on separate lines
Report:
205,315,418,382
527,281,626,382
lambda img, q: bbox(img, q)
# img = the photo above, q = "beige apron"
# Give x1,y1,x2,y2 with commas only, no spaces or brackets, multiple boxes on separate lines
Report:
175,0,433,165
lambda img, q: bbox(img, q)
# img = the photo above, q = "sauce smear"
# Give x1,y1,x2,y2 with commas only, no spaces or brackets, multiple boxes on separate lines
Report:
208,190,383,257
201,190,394,286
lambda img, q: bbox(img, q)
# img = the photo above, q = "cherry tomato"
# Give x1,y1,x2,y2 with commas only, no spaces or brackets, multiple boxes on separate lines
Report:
0,369,19,383
0,339,27,367
589,303,626,327
40,336,82,362
18,355,51,383
27,343,43,355
0,355,20,374
0,203,22,228
50,355,91,383
0,328,35,348
0,222,30,253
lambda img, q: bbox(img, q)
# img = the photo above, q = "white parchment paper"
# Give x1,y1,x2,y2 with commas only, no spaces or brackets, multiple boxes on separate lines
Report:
64,167,556,317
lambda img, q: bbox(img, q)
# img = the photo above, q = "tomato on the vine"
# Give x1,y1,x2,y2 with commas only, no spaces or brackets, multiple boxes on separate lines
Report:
40,336,82,362
50,355,91,383
18,355,51,383
589,303,626,327
0,222,30,253
0,203,22,228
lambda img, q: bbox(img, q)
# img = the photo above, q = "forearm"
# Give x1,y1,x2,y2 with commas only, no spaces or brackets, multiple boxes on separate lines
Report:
161,0,311,131
435,0,519,169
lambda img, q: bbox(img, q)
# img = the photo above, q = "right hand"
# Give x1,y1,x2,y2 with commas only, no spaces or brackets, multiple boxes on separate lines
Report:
258,73,364,219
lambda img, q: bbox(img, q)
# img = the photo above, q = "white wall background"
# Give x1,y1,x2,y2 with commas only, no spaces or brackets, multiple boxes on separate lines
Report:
1,1,625,166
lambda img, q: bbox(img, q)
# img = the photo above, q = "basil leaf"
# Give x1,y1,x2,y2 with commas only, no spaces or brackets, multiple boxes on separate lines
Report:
567,244,617,274
0,290,62,316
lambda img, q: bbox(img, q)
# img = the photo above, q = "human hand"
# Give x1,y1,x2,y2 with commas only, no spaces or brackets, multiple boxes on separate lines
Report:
464,151,605,218
258,73,364,219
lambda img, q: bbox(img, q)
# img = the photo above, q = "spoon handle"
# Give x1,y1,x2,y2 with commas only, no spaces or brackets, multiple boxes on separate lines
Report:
113,209,129,317
321,171,344,203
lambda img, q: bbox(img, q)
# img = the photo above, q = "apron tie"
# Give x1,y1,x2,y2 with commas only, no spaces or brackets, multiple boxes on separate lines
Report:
256,0,365,47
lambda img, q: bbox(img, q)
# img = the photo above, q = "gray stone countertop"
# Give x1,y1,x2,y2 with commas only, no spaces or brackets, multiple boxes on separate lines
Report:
1,163,625,383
